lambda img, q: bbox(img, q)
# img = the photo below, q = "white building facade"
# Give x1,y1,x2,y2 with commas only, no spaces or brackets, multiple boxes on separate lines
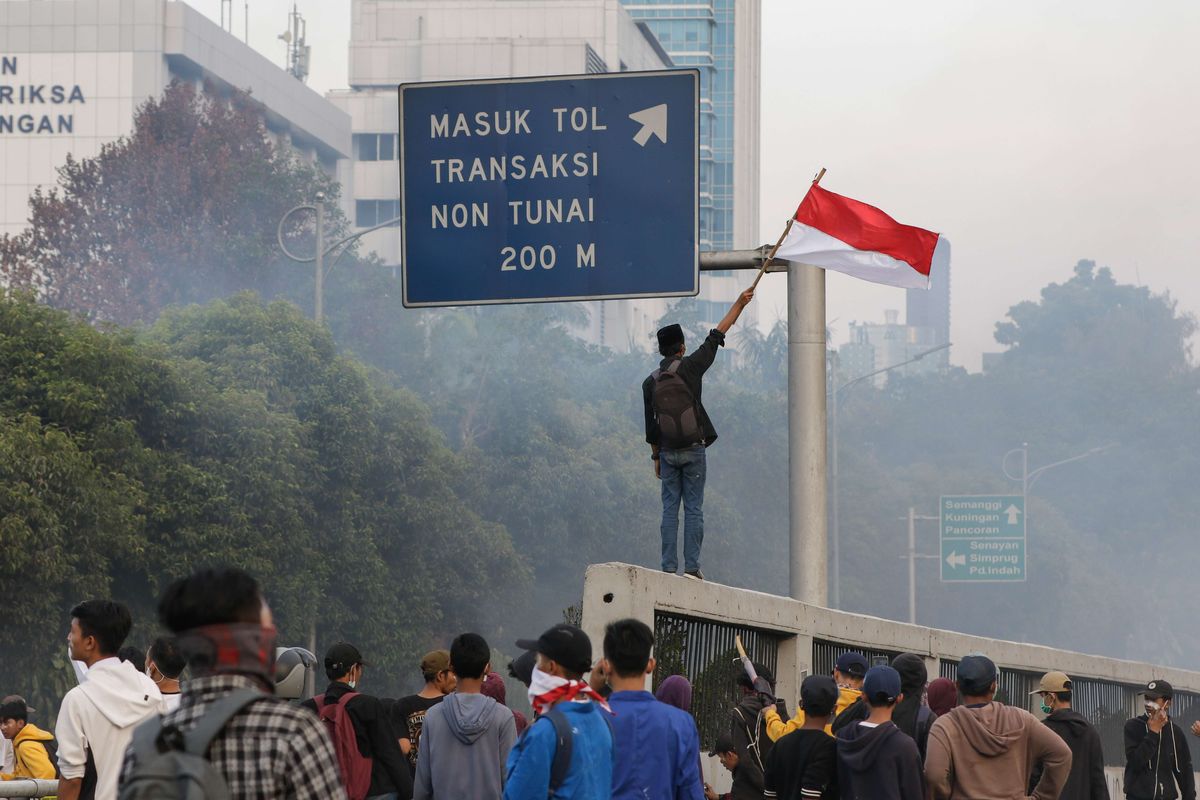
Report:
0,0,350,238
329,0,761,352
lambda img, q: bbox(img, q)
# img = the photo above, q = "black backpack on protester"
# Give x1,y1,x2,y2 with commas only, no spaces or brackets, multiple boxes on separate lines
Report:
651,360,703,449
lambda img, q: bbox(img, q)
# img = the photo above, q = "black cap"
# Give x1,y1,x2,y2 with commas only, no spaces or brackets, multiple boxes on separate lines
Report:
324,642,364,678
0,696,33,720
656,324,684,353
957,655,998,694
708,731,736,757
516,624,592,676
1144,679,1174,700
835,652,869,678
508,650,537,688
799,675,839,716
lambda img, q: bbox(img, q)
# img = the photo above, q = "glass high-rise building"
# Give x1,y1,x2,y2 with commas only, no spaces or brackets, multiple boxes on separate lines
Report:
621,0,759,254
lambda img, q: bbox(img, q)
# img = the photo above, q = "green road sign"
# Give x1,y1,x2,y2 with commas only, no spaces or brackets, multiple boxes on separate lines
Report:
940,495,1026,582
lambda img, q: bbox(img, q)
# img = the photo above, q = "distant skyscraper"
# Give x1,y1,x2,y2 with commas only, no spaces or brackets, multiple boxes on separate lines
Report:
622,0,761,329
906,259,951,362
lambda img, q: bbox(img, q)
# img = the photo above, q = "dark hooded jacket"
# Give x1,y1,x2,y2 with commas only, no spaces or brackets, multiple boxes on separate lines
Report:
1029,709,1108,800
890,654,936,761
836,720,925,800
1124,715,1195,800
925,702,1072,800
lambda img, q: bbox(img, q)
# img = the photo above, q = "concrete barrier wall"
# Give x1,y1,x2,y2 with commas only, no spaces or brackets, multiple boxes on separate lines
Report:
581,562,1200,789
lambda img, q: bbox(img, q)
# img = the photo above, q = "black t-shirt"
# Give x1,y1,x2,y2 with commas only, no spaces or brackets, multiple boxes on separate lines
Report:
763,729,838,800
391,694,444,773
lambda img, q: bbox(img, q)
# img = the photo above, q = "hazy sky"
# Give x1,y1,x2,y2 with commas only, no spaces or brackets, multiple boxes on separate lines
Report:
192,1,1200,369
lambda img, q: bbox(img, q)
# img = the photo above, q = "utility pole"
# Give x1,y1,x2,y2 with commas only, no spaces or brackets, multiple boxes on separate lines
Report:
314,192,325,323
903,507,939,624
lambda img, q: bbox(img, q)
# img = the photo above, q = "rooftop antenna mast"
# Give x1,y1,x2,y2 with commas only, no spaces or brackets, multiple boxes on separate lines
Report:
278,4,311,83
245,0,250,44
220,0,232,32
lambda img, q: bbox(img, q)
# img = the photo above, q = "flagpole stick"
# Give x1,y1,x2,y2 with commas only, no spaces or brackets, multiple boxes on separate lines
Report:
748,167,826,291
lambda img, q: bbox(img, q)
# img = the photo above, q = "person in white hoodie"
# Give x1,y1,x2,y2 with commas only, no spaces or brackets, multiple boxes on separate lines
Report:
55,599,165,800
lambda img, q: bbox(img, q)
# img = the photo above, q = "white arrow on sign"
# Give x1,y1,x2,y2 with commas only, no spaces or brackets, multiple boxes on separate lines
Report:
946,551,967,569
629,104,668,146
1004,504,1022,525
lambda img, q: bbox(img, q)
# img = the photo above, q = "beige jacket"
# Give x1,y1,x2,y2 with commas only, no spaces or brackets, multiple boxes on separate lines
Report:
924,702,1072,800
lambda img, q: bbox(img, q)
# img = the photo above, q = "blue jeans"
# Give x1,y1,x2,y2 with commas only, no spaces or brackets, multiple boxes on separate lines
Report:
659,444,707,572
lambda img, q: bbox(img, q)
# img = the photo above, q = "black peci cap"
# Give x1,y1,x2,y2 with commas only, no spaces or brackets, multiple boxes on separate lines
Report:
656,324,684,353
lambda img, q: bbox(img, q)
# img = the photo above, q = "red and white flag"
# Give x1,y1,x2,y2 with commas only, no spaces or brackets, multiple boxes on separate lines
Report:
774,184,950,289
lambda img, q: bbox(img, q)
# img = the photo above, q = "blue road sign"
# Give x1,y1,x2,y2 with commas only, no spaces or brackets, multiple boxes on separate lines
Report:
399,70,699,307
940,495,1026,582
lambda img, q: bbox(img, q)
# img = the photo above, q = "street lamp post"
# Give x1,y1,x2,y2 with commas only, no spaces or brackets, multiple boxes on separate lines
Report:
277,196,403,324
1002,442,1118,499
830,341,951,609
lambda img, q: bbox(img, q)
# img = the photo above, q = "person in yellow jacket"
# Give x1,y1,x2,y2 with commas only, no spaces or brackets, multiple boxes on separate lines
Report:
0,696,58,782
764,652,869,740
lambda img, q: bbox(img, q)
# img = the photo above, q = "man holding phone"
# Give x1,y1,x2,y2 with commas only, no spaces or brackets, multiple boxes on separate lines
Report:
1123,680,1195,800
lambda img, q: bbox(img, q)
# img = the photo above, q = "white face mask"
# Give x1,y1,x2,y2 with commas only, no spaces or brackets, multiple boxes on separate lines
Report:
347,680,357,689
527,665,569,707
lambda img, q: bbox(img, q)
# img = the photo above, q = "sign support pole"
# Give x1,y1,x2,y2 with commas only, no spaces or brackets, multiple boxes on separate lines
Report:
777,168,829,606
788,258,827,605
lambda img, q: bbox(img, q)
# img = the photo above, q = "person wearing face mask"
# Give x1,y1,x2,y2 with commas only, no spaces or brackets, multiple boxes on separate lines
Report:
118,567,347,799
1028,672,1108,800
1124,680,1195,800
304,642,413,800
503,624,614,800
144,636,186,712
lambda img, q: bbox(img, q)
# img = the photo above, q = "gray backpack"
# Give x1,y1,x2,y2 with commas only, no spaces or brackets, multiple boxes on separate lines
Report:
119,687,262,800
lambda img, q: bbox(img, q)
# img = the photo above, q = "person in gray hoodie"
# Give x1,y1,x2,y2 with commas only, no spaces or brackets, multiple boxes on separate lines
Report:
414,633,517,800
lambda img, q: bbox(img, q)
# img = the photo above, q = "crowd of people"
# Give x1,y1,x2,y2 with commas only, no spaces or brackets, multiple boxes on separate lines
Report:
2,566,1199,800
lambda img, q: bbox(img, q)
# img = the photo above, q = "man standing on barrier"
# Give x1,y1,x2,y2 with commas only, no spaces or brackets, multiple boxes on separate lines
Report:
643,288,755,580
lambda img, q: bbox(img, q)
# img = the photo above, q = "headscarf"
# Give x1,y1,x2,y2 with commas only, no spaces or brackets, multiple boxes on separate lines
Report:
927,677,959,717
655,675,693,712
482,670,528,734
481,672,507,705
890,653,928,739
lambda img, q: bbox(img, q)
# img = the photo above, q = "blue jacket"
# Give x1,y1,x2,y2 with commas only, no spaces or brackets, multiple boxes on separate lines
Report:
608,690,704,800
504,701,613,800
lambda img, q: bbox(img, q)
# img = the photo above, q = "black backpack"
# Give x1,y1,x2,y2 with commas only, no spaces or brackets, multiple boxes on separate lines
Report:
651,360,702,449
830,696,868,734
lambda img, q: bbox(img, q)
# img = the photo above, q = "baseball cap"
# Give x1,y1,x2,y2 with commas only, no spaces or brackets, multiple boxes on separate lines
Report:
0,696,34,720
799,675,839,716
324,642,364,677
835,652,869,678
1030,671,1072,695
862,666,903,705
1144,679,1173,700
708,731,736,757
957,655,998,694
516,624,593,675
508,650,537,687
421,649,451,677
